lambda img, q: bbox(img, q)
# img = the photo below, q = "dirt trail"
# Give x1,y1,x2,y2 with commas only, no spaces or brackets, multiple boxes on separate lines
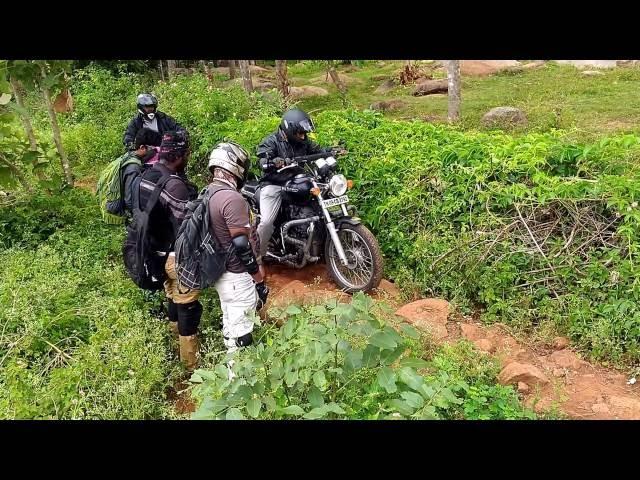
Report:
263,263,640,420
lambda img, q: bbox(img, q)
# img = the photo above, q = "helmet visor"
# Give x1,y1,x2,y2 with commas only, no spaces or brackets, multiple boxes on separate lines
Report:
298,118,315,133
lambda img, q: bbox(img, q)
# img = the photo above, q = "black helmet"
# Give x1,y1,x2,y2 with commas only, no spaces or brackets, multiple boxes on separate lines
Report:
137,93,158,121
280,108,315,144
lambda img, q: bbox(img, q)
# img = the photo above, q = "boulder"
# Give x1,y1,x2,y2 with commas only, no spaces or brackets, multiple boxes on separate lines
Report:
375,79,397,94
369,99,406,112
460,60,521,76
288,86,330,100
552,337,570,350
549,350,587,370
473,339,496,353
395,299,451,340
498,362,549,387
413,79,448,96
481,107,527,128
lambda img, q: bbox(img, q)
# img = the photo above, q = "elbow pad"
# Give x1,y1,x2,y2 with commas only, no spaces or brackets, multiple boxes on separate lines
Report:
231,234,259,275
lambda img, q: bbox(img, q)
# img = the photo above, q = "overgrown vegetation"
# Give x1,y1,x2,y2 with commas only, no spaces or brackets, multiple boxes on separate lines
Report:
191,294,534,420
2,61,640,419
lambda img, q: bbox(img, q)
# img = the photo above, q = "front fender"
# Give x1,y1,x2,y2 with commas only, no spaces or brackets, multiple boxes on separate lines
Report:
333,216,362,229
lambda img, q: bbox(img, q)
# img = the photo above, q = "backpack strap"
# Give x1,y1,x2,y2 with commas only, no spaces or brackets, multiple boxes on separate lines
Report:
144,174,173,215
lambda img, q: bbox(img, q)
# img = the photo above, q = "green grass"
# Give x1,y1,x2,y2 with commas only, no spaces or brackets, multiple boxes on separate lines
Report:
285,61,640,142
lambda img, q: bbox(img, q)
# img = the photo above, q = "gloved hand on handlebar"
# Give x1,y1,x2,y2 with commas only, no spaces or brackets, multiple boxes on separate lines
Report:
274,157,294,168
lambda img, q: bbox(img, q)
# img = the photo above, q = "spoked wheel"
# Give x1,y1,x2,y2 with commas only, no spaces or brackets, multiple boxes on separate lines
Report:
325,224,383,293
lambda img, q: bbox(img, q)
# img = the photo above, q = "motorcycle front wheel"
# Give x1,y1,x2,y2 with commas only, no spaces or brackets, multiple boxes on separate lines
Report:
325,223,383,293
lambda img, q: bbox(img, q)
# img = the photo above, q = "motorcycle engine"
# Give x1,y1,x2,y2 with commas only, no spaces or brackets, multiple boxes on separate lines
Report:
287,205,324,257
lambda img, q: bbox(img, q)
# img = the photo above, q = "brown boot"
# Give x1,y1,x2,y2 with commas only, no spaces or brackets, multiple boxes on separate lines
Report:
179,334,199,372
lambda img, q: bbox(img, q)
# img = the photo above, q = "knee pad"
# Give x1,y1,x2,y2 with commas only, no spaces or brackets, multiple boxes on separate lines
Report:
177,301,202,336
167,300,179,322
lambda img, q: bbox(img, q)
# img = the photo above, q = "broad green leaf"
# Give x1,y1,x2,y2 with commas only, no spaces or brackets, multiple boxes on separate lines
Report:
398,367,424,391
324,403,347,415
215,364,230,379
380,345,406,365
278,405,305,416
419,405,438,419
400,323,421,339
344,349,363,372
246,398,262,418
312,370,327,390
283,318,296,338
298,368,312,384
226,408,245,420
307,386,325,408
401,391,425,409
286,305,302,315
284,369,299,387
303,407,329,420
389,399,416,416
362,344,380,368
351,291,373,312
235,385,253,401
369,331,397,350
400,357,430,369
262,395,277,412
377,367,397,393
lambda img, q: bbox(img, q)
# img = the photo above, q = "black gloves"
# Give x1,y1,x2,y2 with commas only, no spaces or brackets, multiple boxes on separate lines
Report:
255,281,269,310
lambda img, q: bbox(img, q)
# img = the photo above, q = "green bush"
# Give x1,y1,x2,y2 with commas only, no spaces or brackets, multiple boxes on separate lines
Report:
0,189,174,419
190,294,534,420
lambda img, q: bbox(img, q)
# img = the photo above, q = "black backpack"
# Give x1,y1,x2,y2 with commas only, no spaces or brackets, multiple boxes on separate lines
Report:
174,183,234,291
122,172,172,290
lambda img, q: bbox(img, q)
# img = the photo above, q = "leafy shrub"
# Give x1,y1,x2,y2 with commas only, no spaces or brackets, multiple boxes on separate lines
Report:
190,294,534,420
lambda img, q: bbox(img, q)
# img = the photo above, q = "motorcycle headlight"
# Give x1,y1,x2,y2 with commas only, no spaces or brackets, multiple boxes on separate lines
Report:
329,174,348,197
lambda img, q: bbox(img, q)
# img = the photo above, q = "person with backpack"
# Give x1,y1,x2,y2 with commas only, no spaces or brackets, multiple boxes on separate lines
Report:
134,130,199,370
97,128,162,224
205,142,268,355
123,93,183,150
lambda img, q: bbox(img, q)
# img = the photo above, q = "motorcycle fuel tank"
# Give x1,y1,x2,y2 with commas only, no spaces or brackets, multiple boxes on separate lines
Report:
283,174,314,203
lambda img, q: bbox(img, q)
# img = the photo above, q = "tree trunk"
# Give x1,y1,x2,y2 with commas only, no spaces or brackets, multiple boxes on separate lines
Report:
167,60,176,79
159,60,165,81
9,76,37,151
0,153,31,192
238,60,253,93
445,60,461,122
327,64,347,96
249,60,256,66
228,60,237,79
39,65,74,187
275,60,290,102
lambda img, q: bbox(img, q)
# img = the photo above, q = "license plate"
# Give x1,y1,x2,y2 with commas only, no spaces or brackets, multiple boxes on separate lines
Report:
322,195,349,208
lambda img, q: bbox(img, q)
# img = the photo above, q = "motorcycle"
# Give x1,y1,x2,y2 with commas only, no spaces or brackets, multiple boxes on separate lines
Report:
241,149,383,293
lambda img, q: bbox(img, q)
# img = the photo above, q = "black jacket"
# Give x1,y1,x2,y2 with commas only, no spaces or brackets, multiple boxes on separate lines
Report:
138,162,198,252
256,128,330,185
123,111,182,147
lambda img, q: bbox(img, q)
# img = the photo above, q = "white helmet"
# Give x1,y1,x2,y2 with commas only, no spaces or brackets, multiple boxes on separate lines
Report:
208,141,250,184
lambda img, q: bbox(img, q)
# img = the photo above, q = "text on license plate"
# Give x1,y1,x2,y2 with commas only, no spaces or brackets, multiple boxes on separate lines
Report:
322,195,349,208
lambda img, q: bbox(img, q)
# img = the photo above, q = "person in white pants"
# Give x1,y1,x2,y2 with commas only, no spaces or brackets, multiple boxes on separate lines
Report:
206,142,269,355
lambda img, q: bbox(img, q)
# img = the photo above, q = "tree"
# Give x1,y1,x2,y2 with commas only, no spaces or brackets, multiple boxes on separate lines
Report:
445,60,461,122
8,76,37,151
167,60,176,80
238,60,253,93
37,61,74,186
275,60,290,103
326,61,347,105
228,60,237,80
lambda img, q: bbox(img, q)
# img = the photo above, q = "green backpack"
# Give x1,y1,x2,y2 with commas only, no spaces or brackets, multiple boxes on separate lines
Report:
96,152,142,225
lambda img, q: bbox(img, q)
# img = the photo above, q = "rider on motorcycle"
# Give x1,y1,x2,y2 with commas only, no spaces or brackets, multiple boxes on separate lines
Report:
255,108,332,258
